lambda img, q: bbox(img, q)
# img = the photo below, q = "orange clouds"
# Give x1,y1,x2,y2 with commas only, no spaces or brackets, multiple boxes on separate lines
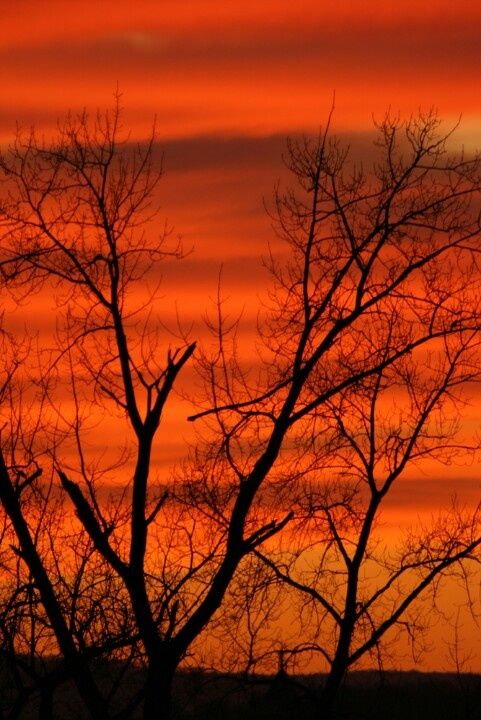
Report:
1,0,481,140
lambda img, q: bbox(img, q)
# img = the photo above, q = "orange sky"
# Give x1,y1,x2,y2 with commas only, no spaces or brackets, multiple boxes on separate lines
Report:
2,0,481,138
4,0,481,517
4,0,481,671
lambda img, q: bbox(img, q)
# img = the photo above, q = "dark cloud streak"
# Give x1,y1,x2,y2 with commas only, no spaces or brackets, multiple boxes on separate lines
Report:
2,23,481,79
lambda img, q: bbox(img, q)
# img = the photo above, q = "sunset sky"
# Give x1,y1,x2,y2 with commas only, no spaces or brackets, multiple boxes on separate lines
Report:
3,0,481,139
4,0,481,670
4,0,481,501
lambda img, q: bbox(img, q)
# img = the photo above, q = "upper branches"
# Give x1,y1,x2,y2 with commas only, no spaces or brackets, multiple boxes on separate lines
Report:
194,113,481,440
0,99,194,437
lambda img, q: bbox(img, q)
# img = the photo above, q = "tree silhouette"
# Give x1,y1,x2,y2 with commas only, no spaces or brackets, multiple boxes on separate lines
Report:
0,105,480,720
253,358,481,718
0,102,292,719
190,110,481,718
0,103,196,718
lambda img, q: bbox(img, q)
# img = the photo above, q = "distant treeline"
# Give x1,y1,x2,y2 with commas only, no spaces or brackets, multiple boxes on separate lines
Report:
2,660,480,720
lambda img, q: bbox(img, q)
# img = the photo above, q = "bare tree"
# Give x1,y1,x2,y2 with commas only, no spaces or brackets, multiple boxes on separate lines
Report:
253,355,481,717
0,102,292,720
188,110,481,718
0,331,143,720
0,104,481,720
0,103,196,718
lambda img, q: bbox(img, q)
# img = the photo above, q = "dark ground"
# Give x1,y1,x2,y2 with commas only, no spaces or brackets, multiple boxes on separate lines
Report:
2,663,481,719
179,670,481,720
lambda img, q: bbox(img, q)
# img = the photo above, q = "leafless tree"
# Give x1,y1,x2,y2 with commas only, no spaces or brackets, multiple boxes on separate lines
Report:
252,356,481,717
0,103,480,720
0,331,142,719
0,103,195,718
189,110,481,718
0,101,293,720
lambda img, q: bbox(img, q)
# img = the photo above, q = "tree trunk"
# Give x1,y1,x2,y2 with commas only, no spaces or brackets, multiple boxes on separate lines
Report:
38,686,53,720
143,658,175,720
0,458,109,720
319,662,346,720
